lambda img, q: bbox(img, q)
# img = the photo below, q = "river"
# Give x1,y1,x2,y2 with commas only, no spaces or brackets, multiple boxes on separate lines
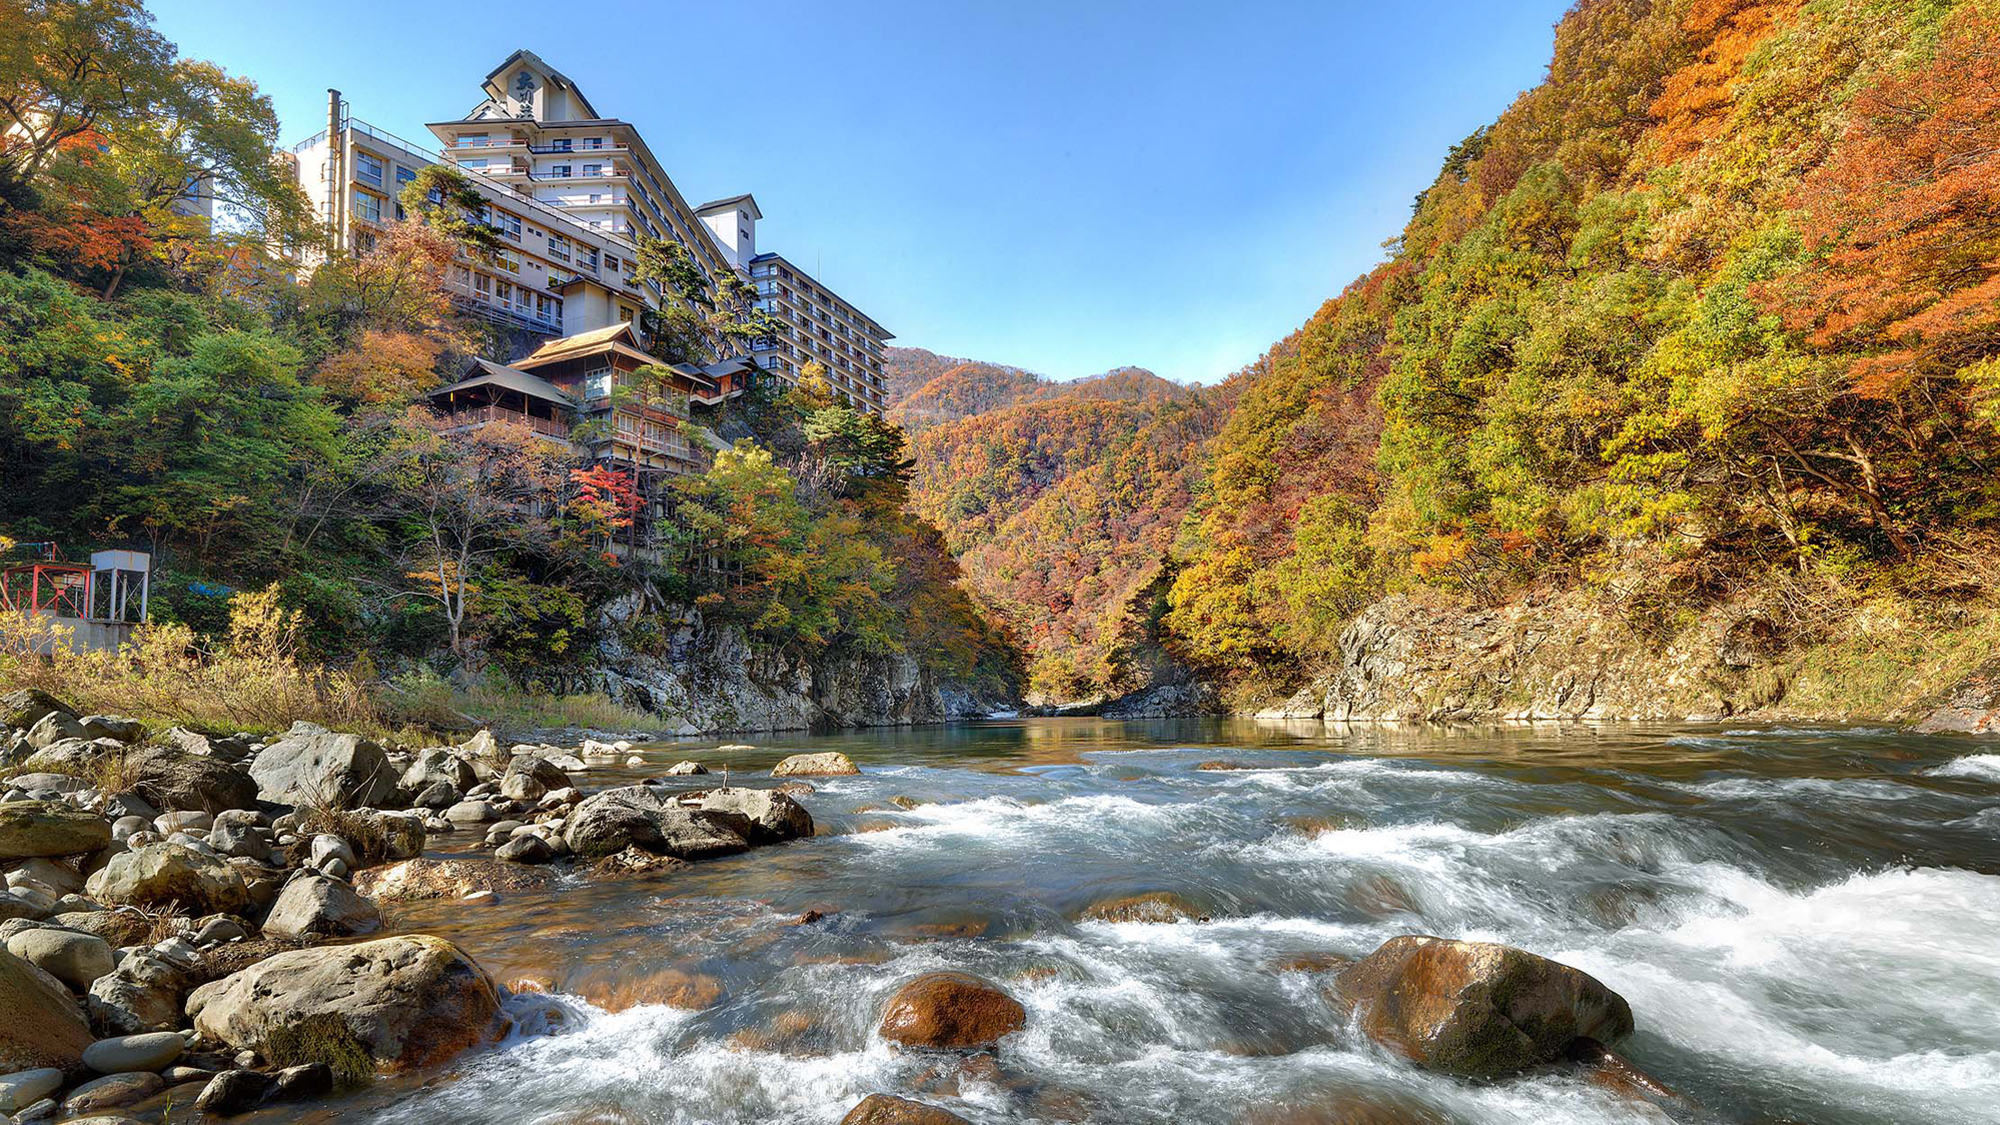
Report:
270,719,2000,1125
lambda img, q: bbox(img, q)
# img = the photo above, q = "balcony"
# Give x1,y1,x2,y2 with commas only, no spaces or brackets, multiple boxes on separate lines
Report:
525,167,630,182
441,404,570,440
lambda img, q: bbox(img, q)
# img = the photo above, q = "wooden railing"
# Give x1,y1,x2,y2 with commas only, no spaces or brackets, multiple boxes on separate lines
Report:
443,404,569,439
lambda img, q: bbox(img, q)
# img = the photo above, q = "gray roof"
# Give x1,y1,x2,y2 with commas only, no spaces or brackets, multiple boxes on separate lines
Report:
431,358,576,406
695,193,761,219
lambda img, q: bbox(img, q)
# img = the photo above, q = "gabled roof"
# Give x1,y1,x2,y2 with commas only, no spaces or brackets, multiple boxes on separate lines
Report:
482,49,602,120
695,193,761,220
430,358,575,406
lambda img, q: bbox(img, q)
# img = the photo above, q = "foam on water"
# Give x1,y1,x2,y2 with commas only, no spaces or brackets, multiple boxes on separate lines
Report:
1929,753,2000,781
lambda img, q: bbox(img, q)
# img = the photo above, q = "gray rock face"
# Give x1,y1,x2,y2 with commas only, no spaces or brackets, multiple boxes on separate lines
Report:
248,722,396,808
506,755,570,791
84,843,251,915
262,873,381,938
186,935,504,1072
126,748,258,814
5,928,114,989
493,835,554,864
0,801,112,861
193,1068,270,1113
691,787,812,844
563,786,747,860
0,948,95,1076
662,760,708,775
592,605,990,734
81,1031,184,1074
1329,935,1635,1079
87,950,191,1035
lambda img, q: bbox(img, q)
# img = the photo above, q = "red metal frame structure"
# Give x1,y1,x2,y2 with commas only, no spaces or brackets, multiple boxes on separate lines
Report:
1,559,93,618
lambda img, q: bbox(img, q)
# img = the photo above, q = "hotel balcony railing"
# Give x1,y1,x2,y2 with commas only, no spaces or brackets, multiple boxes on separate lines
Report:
449,292,563,334
441,404,571,439
525,168,630,182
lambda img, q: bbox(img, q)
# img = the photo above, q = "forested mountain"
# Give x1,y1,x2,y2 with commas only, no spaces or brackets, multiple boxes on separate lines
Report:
899,0,2000,708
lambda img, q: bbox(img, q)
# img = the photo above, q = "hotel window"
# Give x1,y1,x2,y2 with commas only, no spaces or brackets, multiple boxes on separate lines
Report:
581,136,603,149
458,157,487,169
451,265,471,287
459,133,488,147
551,164,571,177
547,234,569,263
495,280,512,308
474,273,491,297
549,137,572,152
354,151,383,188
588,193,601,203
584,369,612,400
618,306,634,323
582,163,601,177
606,255,619,272
351,190,380,223
495,249,520,274
491,210,522,241
354,230,375,253
578,246,598,271
536,293,561,323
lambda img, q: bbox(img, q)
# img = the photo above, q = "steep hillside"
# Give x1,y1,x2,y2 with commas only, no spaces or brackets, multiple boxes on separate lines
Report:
1155,0,2000,714
898,365,1223,697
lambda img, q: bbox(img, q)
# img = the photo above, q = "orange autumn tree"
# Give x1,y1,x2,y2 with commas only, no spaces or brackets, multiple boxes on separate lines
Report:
566,464,643,562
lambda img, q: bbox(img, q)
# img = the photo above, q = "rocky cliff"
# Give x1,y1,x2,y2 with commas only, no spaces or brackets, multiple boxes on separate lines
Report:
590,601,1009,735
1255,588,2000,727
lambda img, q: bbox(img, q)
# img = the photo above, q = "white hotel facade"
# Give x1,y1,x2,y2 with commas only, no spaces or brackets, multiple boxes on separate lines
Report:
288,51,890,414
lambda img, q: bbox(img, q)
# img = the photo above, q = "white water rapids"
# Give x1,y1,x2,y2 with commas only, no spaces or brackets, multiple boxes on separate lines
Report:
282,721,2000,1125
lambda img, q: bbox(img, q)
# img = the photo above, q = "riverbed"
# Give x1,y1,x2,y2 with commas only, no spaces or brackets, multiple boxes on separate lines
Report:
262,719,2000,1125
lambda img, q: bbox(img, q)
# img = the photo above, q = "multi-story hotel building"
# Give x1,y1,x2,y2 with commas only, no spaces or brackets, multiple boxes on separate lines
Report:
290,49,892,415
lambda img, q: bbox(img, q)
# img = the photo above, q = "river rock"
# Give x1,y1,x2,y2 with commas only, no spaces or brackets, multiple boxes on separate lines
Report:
0,1066,62,1112
690,787,813,844
248,722,396,808
446,800,498,824
193,1067,270,1114
400,749,478,793
0,948,94,1075
355,857,557,902
771,752,859,777
62,1070,163,1113
186,935,505,1071
564,786,748,860
1078,891,1206,924
662,760,708,775
507,755,570,792
839,1094,972,1124
55,909,151,948
877,971,1026,1050
357,810,428,861
1329,935,1634,1079
263,872,381,938
0,689,71,731
25,712,88,750
6,928,114,988
85,842,250,915
0,801,112,860
499,771,546,802
8,857,83,897
87,949,191,1035
494,835,554,864
77,716,144,744
81,1031,183,1074
125,748,257,814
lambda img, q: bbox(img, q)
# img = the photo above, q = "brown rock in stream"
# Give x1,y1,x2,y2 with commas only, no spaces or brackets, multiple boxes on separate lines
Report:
839,1094,972,1125
878,971,1026,1050
355,857,558,902
1078,891,1206,924
1329,935,1634,1079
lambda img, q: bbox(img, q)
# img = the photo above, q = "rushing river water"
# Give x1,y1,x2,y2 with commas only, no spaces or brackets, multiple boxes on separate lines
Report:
257,720,2000,1125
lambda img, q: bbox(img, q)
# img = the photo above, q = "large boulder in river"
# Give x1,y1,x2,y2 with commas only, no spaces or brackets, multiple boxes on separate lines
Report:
1329,935,1634,1079
877,971,1026,1050
85,842,252,915
564,786,748,860
87,948,192,1035
186,935,504,1071
249,722,396,808
126,747,258,814
0,947,95,1076
262,872,382,938
356,857,558,903
771,751,859,777
691,786,813,844
840,1094,972,1125
0,800,112,860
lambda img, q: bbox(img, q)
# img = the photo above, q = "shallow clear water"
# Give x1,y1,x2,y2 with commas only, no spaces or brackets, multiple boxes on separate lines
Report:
251,720,2000,1125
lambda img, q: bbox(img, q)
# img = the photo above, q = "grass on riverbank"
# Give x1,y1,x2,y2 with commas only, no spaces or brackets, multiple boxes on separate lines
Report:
377,668,661,736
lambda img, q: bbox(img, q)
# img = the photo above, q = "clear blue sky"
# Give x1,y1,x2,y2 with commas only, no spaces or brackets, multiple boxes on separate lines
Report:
149,0,1572,384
